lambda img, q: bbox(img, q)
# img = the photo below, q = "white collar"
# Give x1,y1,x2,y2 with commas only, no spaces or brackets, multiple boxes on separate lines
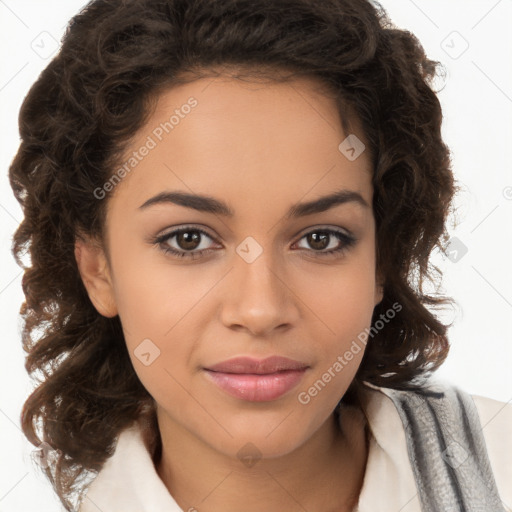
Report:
79,384,422,512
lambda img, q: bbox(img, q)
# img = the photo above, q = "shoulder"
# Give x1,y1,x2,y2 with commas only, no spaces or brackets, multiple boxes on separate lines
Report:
359,379,512,511
471,392,512,509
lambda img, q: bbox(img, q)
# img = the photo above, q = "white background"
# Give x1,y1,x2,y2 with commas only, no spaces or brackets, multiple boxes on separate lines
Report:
1,1,511,510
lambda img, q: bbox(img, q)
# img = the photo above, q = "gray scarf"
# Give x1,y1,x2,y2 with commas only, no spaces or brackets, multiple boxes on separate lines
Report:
385,383,505,512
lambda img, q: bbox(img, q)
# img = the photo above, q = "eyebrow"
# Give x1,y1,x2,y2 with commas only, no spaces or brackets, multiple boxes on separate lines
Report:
138,188,369,219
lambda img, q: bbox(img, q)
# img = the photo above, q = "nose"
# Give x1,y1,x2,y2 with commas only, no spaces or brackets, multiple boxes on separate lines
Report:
220,248,300,337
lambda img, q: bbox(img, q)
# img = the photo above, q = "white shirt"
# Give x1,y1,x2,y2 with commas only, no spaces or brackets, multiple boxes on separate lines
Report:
79,383,512,512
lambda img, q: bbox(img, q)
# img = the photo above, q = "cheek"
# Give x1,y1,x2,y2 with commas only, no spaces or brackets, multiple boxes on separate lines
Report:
108,253,219,401
109,236,216,341
296,252,377,390
301,252,378,338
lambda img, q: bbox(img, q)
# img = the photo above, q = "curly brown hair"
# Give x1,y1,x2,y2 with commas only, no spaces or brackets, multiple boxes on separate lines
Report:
9,0,455,509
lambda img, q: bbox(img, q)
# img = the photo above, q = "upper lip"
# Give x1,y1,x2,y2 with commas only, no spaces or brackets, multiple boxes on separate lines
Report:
205,356,309,374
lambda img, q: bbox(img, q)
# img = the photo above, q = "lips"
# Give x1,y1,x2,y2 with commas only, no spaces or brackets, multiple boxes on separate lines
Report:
203,356,309,402
206,356,308,374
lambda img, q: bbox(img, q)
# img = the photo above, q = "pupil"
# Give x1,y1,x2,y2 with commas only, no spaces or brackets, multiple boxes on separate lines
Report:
309,232,328,250
178,231,200,250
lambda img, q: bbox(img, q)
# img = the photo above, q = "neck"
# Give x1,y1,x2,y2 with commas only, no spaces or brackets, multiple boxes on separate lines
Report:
154,403,369,512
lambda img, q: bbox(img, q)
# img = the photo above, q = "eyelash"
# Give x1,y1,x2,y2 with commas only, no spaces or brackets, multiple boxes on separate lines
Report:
153,226,357,260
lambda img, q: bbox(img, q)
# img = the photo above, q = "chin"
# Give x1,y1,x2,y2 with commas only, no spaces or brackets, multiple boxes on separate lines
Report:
199,408,324,461
208,429,307,463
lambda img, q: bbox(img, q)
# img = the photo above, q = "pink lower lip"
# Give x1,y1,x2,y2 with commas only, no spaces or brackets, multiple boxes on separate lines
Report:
204,369,307,402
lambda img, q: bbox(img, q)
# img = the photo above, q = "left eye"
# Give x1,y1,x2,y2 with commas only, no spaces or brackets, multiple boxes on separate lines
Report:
293,229,354,253
154,226,356,259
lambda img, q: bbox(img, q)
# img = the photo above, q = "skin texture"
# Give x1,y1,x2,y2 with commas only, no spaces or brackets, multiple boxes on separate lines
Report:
75,74,383,512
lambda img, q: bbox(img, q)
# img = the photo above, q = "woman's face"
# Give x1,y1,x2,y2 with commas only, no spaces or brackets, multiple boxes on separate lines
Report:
77,73,382,459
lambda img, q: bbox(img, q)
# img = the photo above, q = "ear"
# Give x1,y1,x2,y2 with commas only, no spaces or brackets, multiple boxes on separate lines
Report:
74,234,118,318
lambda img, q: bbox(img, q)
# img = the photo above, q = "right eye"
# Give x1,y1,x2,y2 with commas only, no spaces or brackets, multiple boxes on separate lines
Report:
153,226,221,260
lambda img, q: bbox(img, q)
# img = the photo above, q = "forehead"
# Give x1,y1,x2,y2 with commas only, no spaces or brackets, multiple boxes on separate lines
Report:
106,74,373,213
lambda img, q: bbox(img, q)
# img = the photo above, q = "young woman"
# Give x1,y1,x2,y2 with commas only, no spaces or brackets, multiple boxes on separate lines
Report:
9,0,511,511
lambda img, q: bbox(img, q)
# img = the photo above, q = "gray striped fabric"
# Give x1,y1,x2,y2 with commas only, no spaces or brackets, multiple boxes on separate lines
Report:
385,383,505,512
